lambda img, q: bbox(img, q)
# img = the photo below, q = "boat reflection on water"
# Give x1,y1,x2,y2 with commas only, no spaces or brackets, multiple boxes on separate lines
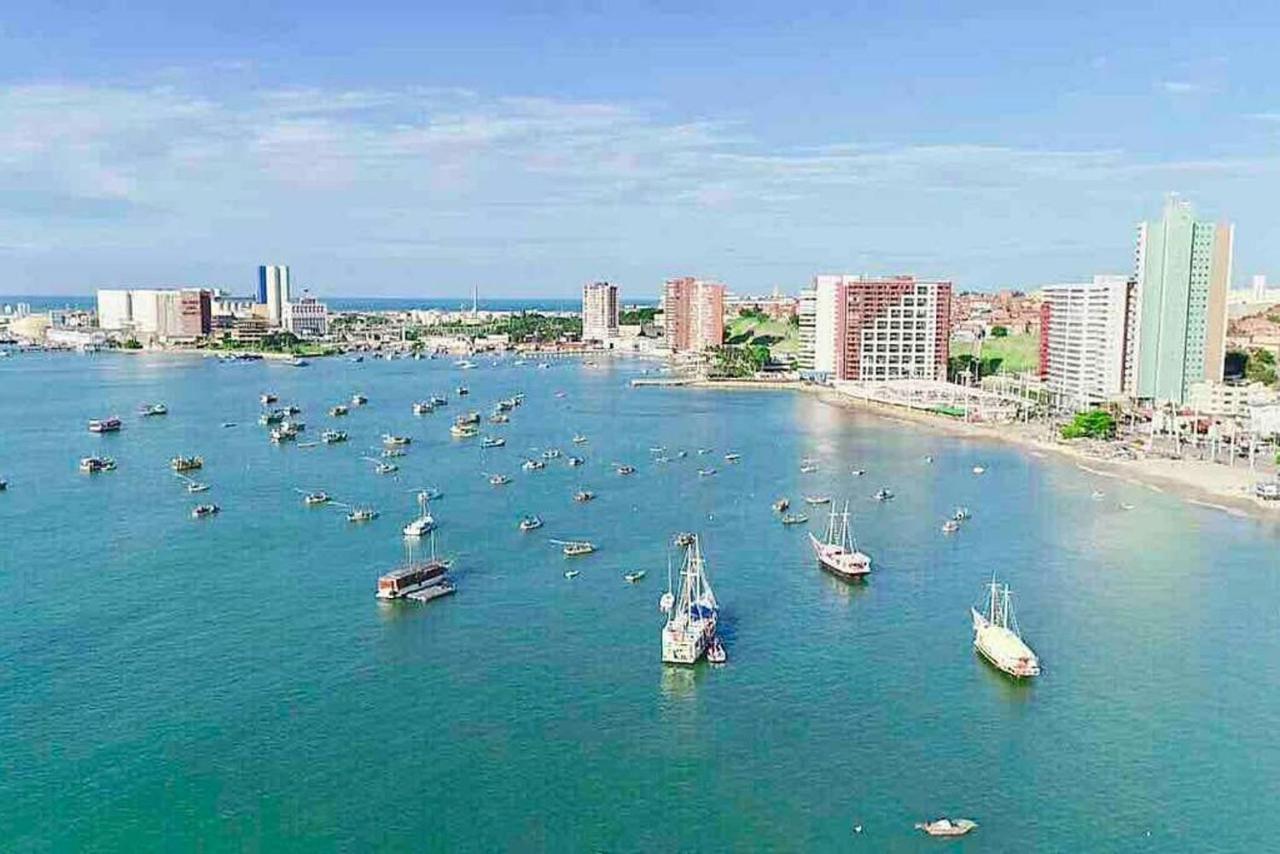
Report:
819,569,870,604
658,663,698,701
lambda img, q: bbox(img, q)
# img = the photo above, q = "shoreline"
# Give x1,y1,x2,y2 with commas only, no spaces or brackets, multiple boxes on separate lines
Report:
685,378,1280,524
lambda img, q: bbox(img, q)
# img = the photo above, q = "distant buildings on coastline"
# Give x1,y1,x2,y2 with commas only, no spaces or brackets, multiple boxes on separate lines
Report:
797,275,952,381
1038,196,1234,406
581,281,619,345
662,277,725,354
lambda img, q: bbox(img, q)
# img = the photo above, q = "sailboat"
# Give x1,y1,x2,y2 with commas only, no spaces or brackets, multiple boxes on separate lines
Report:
808,501,871,580
402,491,436,538
971,577,1040,678
660,534,720,665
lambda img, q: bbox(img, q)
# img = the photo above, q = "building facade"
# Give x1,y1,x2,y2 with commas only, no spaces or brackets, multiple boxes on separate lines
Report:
581,281,620,344
283,294,329,338
661,277,725,353
803,275,951,381
1038,276,1133,406
1130,197,1232,402
259,264,291,324
96,288,211,342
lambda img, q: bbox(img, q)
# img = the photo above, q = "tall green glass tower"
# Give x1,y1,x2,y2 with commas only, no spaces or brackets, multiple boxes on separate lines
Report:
1131,196,1232,403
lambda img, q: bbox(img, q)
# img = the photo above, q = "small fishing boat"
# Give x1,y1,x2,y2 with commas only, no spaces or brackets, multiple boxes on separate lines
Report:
624,570,646,583
451,423,479,438
79,456,116,473
321,429,348,444
697,448,712,455
772,498,790,512
573,490,595,502
260,393,278,405
1091,489,1105,500
382,434,411,447
456,386,469,395
381,448,406,458
170,455,203,472
799,458,818,473
347,507,378,522
88,417,122,433
543,448,562,460
330,404,349,417
522,459,546,472
780,513,808,525
281,405,302,416
697,468,717,477
416,488,443,502
706,636,727,664
190,503,220,519
564,570,580,579
374,461,399,475
351,394,368,406
723,452,741,463
519,515,543,532
481,436,506,448
852,468,866,476
804,495,831,505
456,411,481,426
1119,502,1135,511
615,464,636,476
187,482,210,494
259,410,285,425
953,506,971,521
572,434,588,444
916,819,977,838
270,424,299,443
874,488,894,501
942,519,960,534
412,401,434,415
924,455,934,463
303,491,330,506
489,412,510,424
430,395,448,407
566,456,584,467
0,478,7,491
139,403,168,417
972,465,986,475
554,539,596,557
489,474,512,486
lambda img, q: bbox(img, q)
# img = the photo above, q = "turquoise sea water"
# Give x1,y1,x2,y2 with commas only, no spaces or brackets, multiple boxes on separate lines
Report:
2,352,1278,852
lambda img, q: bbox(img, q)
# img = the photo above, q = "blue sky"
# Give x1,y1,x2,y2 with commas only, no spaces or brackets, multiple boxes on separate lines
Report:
2,1,1278,297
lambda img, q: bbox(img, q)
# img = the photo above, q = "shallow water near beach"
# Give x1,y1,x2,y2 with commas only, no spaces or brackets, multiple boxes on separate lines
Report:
2,352,1278,851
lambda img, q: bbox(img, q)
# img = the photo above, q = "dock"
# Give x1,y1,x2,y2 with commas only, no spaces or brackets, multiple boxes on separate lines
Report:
630,377,692,388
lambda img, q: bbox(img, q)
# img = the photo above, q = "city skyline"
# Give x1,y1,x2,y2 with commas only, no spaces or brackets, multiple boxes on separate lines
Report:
5,3,1280,296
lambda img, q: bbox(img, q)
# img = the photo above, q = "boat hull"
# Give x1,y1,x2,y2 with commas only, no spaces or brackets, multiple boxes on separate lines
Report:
661,616,716,665
971,608,1040,678
809,533,871,580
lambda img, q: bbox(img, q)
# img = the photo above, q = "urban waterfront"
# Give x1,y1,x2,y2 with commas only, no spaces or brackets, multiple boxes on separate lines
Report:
3,352,1279,851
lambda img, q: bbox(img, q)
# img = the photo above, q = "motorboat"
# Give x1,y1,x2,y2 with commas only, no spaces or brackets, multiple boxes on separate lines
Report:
260,393,278,405
942,519,961,534
916,819,977,838
772,498,790,512
555,539,596,557
381,448,406,458
412,401,434,415
697,468,717,477
79,456,117,473
303,491,330,506
330,404,349,417
780,513,808,525
972,465,986,475
572,434,588,444
573,490,595,502
522,459,546,472
723,452,741,462
382,434,411,447
489,474,512,486
519,515,544,532
564,570,580,579
953,506,971,521
186,482,210,494
351,394,368,406
488,413,510,424
874,488,894,501
402,492,436,537
321,429,348,444
706,637,727,664
374,461,399,475
170,455,203,472
803,495,831,505
88,417,122,433
190,503,220,519
450,423,478,438
624,570,646,583
542,448,562,460
615,464,636,476
481,437,506,448
456,386,469,395
566,456,584,467
139,403,168,417
347,507,378,522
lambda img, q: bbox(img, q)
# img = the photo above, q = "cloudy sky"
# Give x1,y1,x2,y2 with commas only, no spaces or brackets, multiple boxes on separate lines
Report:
2,1,1278,298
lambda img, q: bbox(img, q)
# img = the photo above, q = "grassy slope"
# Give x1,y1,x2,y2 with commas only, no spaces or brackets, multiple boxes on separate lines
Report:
955,332,1040,374
725,315,799,355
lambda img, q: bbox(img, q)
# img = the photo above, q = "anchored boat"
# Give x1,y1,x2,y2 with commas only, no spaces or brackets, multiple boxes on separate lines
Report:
88,417,122,433
809,501,871,580
661,534,720,665
377,533,454,602
170,455,203,472
402,491,436,538
971,577,1040,678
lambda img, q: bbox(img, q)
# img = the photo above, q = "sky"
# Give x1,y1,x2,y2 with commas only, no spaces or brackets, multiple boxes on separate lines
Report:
2,0,1279,298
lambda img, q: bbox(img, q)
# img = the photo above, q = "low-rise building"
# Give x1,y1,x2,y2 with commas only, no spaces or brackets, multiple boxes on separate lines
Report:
284,294,329,338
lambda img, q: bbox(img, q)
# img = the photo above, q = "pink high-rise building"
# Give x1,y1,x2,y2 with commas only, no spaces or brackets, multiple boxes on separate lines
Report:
662,277,725,353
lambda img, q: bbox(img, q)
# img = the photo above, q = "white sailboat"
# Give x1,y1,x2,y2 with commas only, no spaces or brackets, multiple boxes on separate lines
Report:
808,501,871,580
661,535,720,665
971,577,1040,678
402,491,436,538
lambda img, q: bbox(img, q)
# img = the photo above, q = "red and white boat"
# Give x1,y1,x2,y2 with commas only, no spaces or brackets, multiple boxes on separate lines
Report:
808,501,871,580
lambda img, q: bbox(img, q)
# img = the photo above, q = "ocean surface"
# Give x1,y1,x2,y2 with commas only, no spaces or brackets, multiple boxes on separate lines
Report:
2,352,1278,852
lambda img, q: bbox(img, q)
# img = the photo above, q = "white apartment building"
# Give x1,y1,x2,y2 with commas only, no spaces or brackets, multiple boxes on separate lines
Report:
797,288,816,371
283,294,329,337
1040,275,1132,407
581,281,619,344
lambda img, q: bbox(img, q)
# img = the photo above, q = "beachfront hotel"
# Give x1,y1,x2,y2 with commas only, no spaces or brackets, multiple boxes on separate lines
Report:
581,281,620,345
662,277,725,353
1038,275,1134,407
798,275,952,382
1129,196,1232,403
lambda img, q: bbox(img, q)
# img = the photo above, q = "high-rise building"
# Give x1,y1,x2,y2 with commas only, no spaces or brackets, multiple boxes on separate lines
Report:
259,264,291,324
804,275,951,381
1130,197,1232,402
797,288,817,372
1038,276,1134,406
97,288,211,342
661,277,725,353
581,281,620,344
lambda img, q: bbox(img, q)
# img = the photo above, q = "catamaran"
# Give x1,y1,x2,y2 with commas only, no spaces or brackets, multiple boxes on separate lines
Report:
661,534,720,665
809,501,871,580
971,577,1040,678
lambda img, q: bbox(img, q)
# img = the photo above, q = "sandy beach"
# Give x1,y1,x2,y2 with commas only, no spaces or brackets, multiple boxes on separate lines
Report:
689,378,1280,523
